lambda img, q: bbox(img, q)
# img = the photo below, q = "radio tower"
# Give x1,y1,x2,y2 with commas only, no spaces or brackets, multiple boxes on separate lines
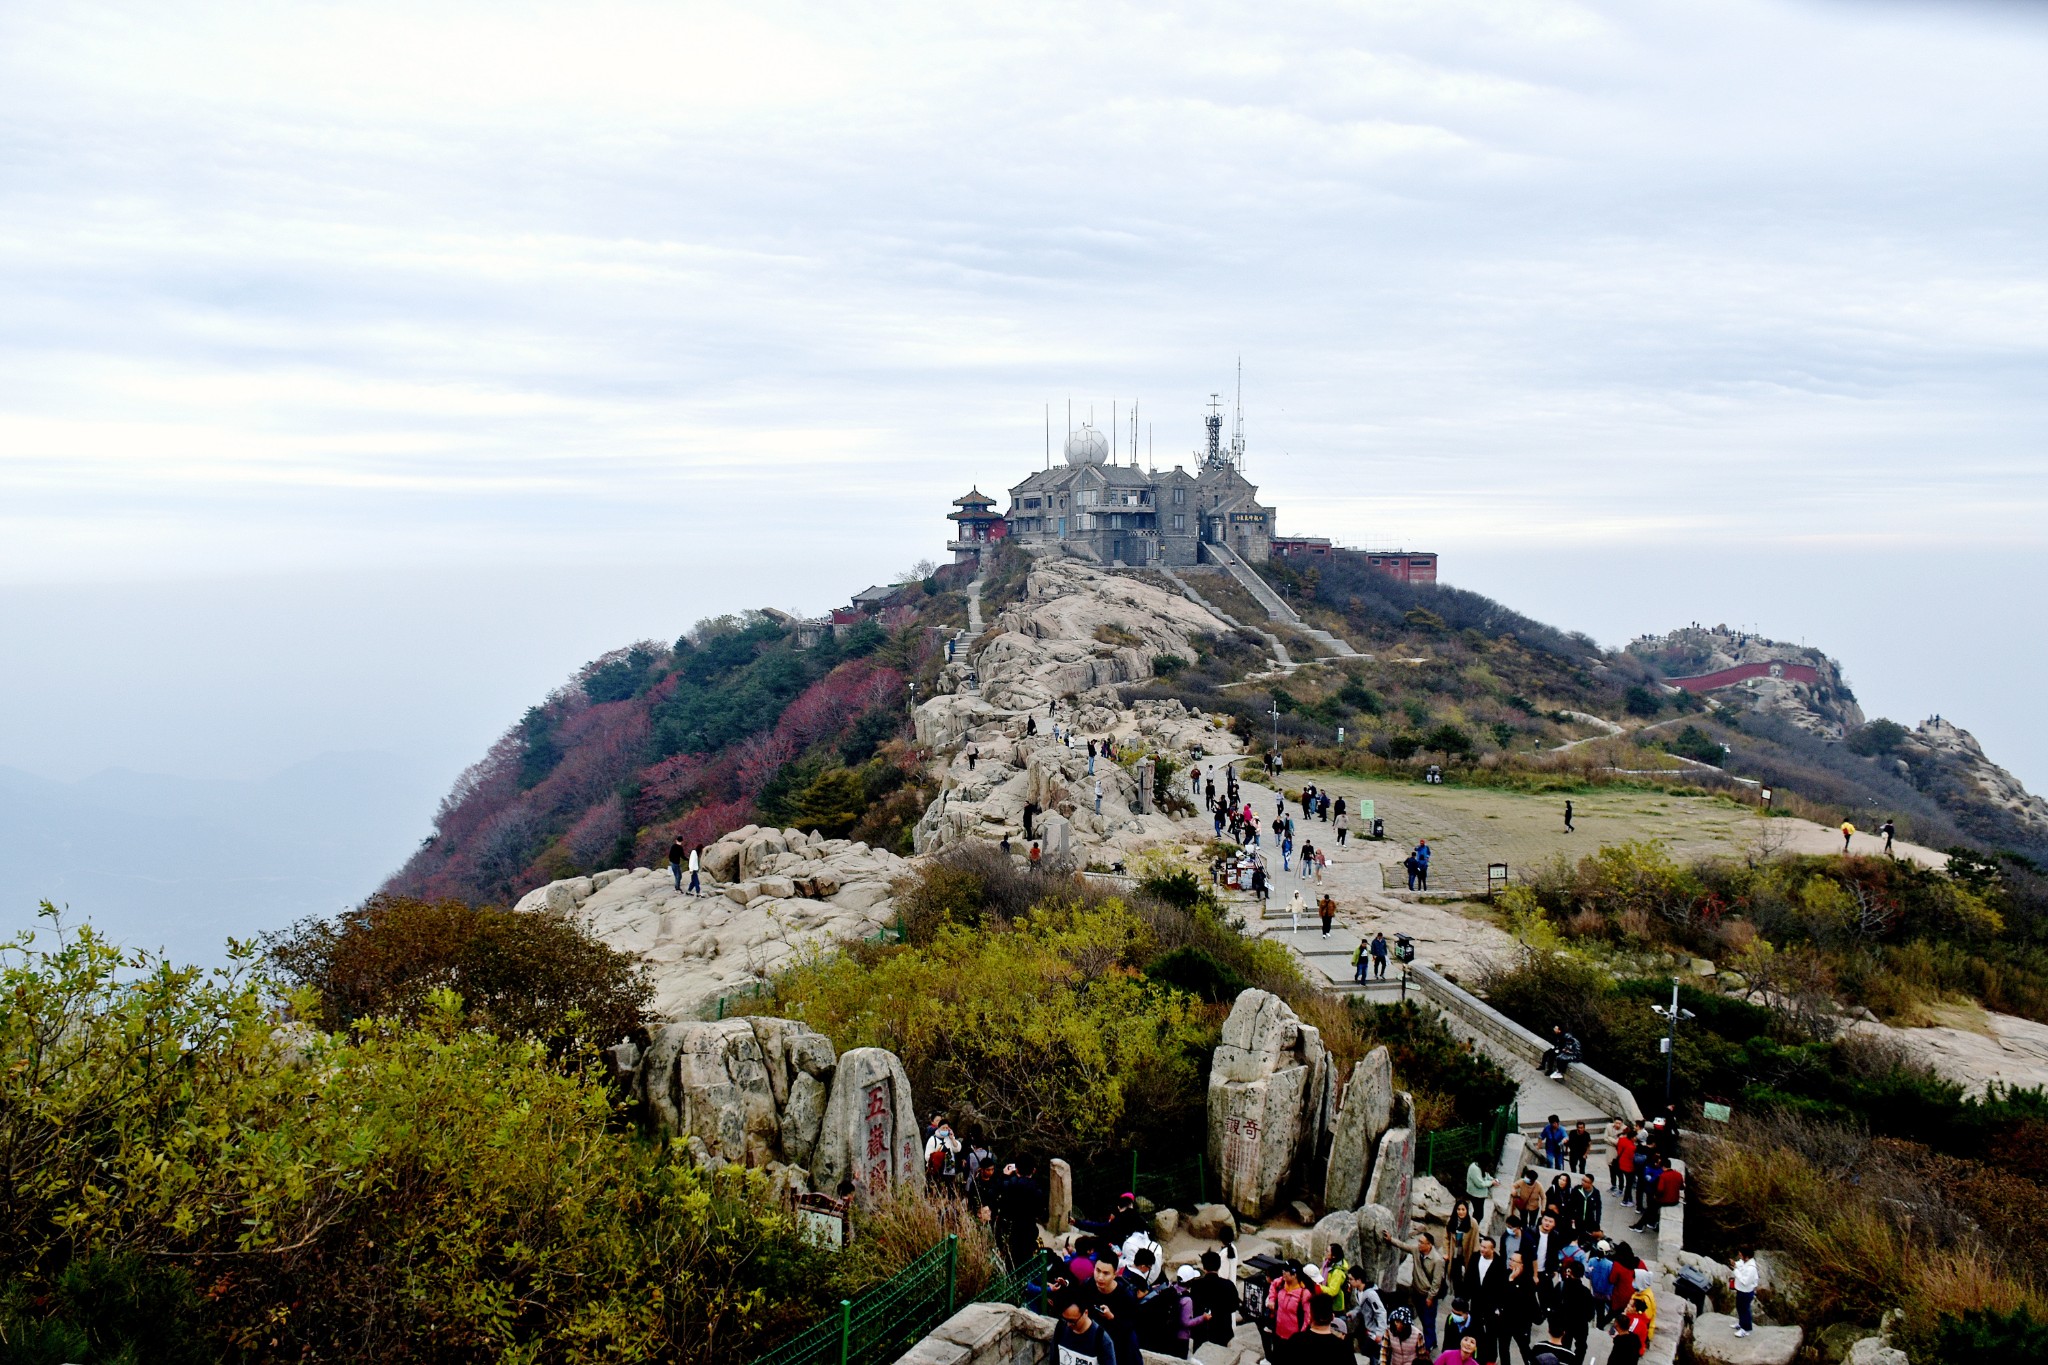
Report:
1229,357,1246,471
1205,394,1224,466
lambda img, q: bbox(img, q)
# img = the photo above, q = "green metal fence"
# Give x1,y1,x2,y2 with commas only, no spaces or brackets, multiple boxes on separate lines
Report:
1417,1101,1521,1185
748,1234,960,1365
980,1248,1052,1316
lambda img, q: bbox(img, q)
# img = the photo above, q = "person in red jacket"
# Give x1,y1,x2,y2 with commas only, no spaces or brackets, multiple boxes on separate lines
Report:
1606,1246,1638,1327
1613,1127,1638,1208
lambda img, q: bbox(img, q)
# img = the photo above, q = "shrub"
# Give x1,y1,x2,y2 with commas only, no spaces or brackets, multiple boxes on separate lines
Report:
265,894,652,1058
1664,724,1724,766
2,911,843,1364
1145,946,1249,1003
756,897,1215,1164
1624,685,1662,717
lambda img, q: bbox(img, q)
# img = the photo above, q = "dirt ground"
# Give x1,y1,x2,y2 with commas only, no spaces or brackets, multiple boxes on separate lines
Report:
1272,771,1945,894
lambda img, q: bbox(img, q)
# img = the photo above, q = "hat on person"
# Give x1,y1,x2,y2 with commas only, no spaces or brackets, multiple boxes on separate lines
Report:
1302,1264,1326,1285
1177,1265,1200,1283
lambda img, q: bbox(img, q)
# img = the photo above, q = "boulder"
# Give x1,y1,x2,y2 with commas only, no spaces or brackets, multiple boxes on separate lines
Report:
811,1046,924,1203
1185,1204,1237,1239
1208,990,1330,1219
1678,1250,1732,1286
1047,1158,1074,1235
1354,1203,1400,1291
783,1072,830,1169
1265,1230,1312,1262
1288,1200,1316,1226
640,1019,783,1165
1845,1339,1908,1365
1364,1126,1417,1242
1310,1209,1361,1266
1692,1315,1803,1365
1152,1208,1181,1242
545,881,582,913
1322,1047,1394,1209
1410,1175,1455,1223
702,841,743,882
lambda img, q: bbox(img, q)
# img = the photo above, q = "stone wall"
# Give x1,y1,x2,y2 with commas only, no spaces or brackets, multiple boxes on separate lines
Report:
1409,964,1643,1123
888,1304,1217,1365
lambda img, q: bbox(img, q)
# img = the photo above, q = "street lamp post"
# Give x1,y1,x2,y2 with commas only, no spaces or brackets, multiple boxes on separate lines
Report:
1651,978,1696,1105
1269,696,1281,767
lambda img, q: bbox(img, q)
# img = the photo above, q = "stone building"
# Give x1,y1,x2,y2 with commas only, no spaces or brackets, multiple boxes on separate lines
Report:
1000,403,1276,567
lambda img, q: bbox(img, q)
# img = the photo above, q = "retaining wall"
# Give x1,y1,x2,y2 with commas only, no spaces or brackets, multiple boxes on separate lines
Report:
1409,964,1643,1123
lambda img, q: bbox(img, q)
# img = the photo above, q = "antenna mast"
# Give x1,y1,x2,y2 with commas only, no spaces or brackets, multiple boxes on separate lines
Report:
1045,404,1051,469
1230,356,1246,471
1130,401,1139,468
1112,400,1117,462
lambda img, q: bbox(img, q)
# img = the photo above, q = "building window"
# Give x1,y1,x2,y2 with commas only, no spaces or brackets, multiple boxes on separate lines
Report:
1024,497,1040,509
1172,514,1185,531
1173,487,1185,505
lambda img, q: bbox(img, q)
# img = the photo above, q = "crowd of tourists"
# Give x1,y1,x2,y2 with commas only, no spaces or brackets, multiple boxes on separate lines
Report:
1041,1112,1700,1365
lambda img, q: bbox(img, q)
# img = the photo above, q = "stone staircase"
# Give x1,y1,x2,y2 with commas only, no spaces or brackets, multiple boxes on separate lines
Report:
1160,566,1294,667
1201,541,1358,658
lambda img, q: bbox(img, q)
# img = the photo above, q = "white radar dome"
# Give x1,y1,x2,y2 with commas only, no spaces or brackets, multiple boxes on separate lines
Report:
1064,424,1109,465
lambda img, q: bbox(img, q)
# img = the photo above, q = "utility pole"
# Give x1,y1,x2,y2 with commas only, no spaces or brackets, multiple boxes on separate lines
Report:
1269,696,1281,766
1652,978,1695,1105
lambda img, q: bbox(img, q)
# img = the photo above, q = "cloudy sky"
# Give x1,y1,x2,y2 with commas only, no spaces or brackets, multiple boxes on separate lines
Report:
3,0,2046,947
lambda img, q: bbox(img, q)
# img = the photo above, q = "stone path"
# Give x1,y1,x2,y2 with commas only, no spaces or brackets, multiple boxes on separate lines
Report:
965,570,985,635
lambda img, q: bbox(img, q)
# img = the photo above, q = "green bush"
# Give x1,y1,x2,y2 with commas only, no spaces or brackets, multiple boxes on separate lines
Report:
3,909,843,1364
1145,946,1249,1003
756,898,1214,1164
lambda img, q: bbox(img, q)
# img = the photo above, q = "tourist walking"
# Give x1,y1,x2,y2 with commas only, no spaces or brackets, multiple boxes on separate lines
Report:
1094,777,1103,814
1371,930,1389,979
1881,819,1896,856
687,846,702,895
1566,1122,1592,1174
668,837,686,891
1353,935,1372,983
1319,893,1336,937
1282,833,1294,871
1405,851,1422,891
1414,840,1432,891
1336,808,1349,846
1300,840,1316,881
1541,1116,1567,1171
1563,801,1574,834
1840,819,1855,852
1290,888,1306,933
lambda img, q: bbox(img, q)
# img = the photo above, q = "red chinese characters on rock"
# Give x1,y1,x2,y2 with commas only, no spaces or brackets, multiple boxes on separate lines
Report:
863,1082,892,1195
1223,1114,1261,1178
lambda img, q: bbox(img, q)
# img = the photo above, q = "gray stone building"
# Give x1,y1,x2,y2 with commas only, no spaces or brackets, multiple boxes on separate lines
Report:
1002,416,1276,567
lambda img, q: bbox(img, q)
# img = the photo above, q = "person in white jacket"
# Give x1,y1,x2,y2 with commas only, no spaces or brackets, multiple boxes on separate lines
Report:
1731,1249,1759,1336
1289,888,1305,933
922,1122,962,1193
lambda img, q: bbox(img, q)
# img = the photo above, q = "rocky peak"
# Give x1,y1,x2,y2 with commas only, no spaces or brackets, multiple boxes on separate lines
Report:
1629,622,1863,739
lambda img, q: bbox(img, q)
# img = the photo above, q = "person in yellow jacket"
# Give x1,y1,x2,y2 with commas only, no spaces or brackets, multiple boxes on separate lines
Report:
1840,820,1856,852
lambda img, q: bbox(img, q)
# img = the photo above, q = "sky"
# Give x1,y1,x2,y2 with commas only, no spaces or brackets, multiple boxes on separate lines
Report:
3,0,2046,953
